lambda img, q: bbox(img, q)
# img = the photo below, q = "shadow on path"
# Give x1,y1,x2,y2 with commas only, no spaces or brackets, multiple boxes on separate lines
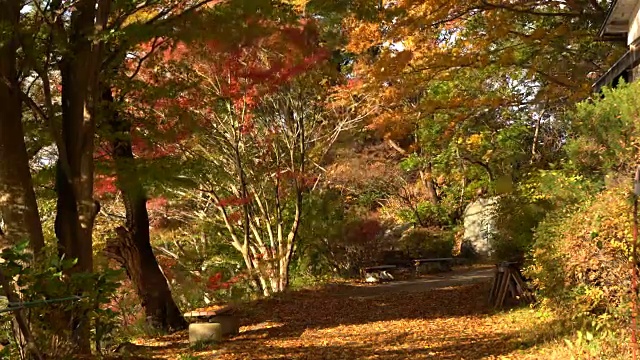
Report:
147,266,568,360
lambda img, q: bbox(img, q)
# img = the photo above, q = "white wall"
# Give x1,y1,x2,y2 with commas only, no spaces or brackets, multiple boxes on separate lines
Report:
628,1,640,45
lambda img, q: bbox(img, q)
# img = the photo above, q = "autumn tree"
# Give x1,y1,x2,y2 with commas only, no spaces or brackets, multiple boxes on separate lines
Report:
322,0,622,213
130,14,364,295
0,0,222,351
97,0,326,328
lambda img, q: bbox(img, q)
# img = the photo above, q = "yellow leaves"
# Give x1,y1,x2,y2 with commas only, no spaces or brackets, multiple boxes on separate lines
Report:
283,0,309,12
137,276,576,360
121,9,157,27
402,35,417,51
466,133,483,147
344,18,382,53
482,149,494,162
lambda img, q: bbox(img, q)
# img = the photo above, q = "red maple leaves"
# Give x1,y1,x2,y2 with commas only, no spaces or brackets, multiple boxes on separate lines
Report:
217,196,251,207
206,272,246,291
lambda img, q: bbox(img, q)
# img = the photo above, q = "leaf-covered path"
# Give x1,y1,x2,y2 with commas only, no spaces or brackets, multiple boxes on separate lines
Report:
137,267,562,359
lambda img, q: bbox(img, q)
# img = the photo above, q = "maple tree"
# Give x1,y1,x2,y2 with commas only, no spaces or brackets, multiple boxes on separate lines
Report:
119,8,365,296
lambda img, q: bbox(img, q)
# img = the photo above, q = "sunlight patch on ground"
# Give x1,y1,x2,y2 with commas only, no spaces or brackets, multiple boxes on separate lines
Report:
138,276,623,360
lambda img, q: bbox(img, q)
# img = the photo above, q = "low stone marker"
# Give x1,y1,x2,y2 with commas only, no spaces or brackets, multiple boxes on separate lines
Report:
189,323,223,344
462,196,498,258
184,304,240,344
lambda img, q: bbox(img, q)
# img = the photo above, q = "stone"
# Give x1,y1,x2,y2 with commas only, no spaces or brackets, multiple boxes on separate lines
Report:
364,273,380,283
189,323,223,345
462,197,498,258
209,314,240,336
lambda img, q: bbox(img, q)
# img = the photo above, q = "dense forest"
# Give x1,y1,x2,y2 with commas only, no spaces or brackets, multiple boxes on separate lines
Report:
0,0,639,358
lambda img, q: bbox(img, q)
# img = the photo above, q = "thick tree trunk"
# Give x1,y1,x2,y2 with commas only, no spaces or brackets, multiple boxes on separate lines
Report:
53,0,108,352
103,88,187,332
105,227,187,331
0,0,45,255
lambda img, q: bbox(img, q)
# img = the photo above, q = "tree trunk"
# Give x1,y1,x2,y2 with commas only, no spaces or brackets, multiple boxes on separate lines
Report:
53,0,108,352
103,87,187,332
530,112,542,165
420,162,439,205
0,0,45,256
278,193,302,291
105,227,187,331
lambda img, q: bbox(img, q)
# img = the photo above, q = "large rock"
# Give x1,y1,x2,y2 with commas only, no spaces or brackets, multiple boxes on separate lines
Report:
189,323,223,344
462,197,498,258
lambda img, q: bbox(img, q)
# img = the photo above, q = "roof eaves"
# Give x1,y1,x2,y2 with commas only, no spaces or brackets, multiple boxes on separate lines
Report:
599,0,621,37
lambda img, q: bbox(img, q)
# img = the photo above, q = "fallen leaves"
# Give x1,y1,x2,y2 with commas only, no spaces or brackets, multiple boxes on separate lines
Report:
134,271,577,360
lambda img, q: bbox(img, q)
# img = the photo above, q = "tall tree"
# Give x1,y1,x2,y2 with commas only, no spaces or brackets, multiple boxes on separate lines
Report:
98,0,292,328
102,84,187,330
0,0,220,350
331,0,622,203
0,0,46,255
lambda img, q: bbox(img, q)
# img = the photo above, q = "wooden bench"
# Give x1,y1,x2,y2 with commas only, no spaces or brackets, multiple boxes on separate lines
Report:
413,258,454,275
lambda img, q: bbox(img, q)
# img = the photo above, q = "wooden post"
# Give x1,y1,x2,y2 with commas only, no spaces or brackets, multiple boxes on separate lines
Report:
489,264,500,304
496,266,510,308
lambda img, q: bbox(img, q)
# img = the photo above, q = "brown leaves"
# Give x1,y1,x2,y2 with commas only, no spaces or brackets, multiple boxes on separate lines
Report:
136,272,572,359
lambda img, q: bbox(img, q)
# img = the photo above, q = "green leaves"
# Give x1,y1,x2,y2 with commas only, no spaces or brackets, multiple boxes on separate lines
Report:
568,81,640,178
399,153,424,172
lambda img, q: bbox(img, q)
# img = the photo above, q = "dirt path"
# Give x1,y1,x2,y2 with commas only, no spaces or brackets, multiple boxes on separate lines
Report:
138,266,551,360
339,266,495,298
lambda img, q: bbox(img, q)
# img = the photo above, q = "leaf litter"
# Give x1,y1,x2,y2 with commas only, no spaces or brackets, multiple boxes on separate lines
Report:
135,277,564,359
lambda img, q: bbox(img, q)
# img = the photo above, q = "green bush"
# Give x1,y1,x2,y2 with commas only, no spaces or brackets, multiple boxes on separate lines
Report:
525,82,640,326
398,227,454,259
526,186,633,322
491,168,598,263
491,195,548,262
0,243,121,357
291,190,350,278
397,201,451,227
292,190,392,278
567,81,640,179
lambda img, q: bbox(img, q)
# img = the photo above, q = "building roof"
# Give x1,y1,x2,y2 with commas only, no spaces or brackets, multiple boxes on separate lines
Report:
592,47,640,91
599,0,638,38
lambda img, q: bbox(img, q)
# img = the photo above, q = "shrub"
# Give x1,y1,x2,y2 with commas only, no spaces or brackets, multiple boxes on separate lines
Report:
291,190,351,279
397,227,454,259
491,169,597,263
397,201,451,227
526,186,633,322
491,195,548,262
330,217,389,274
525,82,640,326
567,81,640,179
0,243,121,357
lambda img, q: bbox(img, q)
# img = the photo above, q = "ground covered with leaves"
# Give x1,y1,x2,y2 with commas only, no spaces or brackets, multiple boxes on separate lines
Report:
129,268,618,359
